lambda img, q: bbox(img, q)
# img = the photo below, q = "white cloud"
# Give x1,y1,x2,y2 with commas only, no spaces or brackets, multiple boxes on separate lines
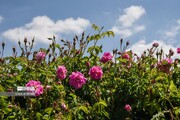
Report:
119,5,145,27
128,39,179,59
177,19,180,25
111,5,146,38
2,16,91,44
163,18,180,44
111,27,132,37
0,16,3,23
133,25,145,32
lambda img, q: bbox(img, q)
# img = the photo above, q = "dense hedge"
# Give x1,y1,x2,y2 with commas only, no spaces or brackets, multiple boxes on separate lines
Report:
0,25,180,120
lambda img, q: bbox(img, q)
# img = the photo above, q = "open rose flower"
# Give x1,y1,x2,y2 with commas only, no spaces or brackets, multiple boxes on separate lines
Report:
122,53,130,60
100,52,113,63
36,51,46,62
89,66,103,80
69,71,87,89
26,80,43,96
56,66,67,80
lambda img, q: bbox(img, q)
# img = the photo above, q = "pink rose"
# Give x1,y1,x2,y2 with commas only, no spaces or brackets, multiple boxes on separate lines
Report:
89,66,103,80
35,85,44,96
36,51,46,62
165,58,173,64
124,104,132,112
26,80,44,96
100,52,113,63
157,58,173,73
56,66,67,80
26,80,41,87
69,71,87,89
122,53,130,60
177,48,180,54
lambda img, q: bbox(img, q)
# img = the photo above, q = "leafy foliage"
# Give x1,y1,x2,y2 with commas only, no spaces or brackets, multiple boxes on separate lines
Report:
0,24,180,119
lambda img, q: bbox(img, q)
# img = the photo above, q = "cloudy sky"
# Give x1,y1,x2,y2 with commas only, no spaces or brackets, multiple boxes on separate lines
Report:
0,0,180,58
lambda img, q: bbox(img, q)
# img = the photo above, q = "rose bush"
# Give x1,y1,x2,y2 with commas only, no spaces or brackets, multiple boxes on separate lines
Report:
0,24,179,119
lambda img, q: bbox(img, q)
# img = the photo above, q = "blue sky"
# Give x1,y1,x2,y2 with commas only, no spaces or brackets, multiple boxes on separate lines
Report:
0,0,180,58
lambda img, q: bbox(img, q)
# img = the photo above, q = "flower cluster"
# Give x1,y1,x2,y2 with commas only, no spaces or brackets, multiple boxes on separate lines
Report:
69,71,87,89
26,80,44,96
89,66,103,80
100,52,113,63
36,51,46,62
56,66,67,80
157,58,173,73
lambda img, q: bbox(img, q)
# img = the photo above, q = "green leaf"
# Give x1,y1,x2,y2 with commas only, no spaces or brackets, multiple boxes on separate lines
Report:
7,116,16,119
44,107,53,115
3,107,12,114
0,84,4,92
88,36,94,42
36,112,42,120
87,46,94,53
78,106,88,114
30,98,36,103
87,46,102,54
55,44,61,50
92,100,107,111
170,80,177,93
47,78,53,83
169,80,179,97
88,34,101,42
174,107,180,115
151,110,169,120
107,31,114,37
92,24,100,31
94,34,101,40
101,31,115,38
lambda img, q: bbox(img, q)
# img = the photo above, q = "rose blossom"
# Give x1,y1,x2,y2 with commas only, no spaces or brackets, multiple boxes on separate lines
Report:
26,80,41,87
124,104,132,112
56,66,67,80
89,66,103,80
26,80,44,96
158,58,173,66
157,58,173,73
34,85,44,96
177,48,180,54
122,53,130,60
100,52,113,63
165,58,173,64
69,71,87,89
36,51,46,62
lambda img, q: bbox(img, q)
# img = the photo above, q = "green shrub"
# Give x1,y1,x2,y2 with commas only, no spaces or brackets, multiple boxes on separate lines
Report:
0,24,179,120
